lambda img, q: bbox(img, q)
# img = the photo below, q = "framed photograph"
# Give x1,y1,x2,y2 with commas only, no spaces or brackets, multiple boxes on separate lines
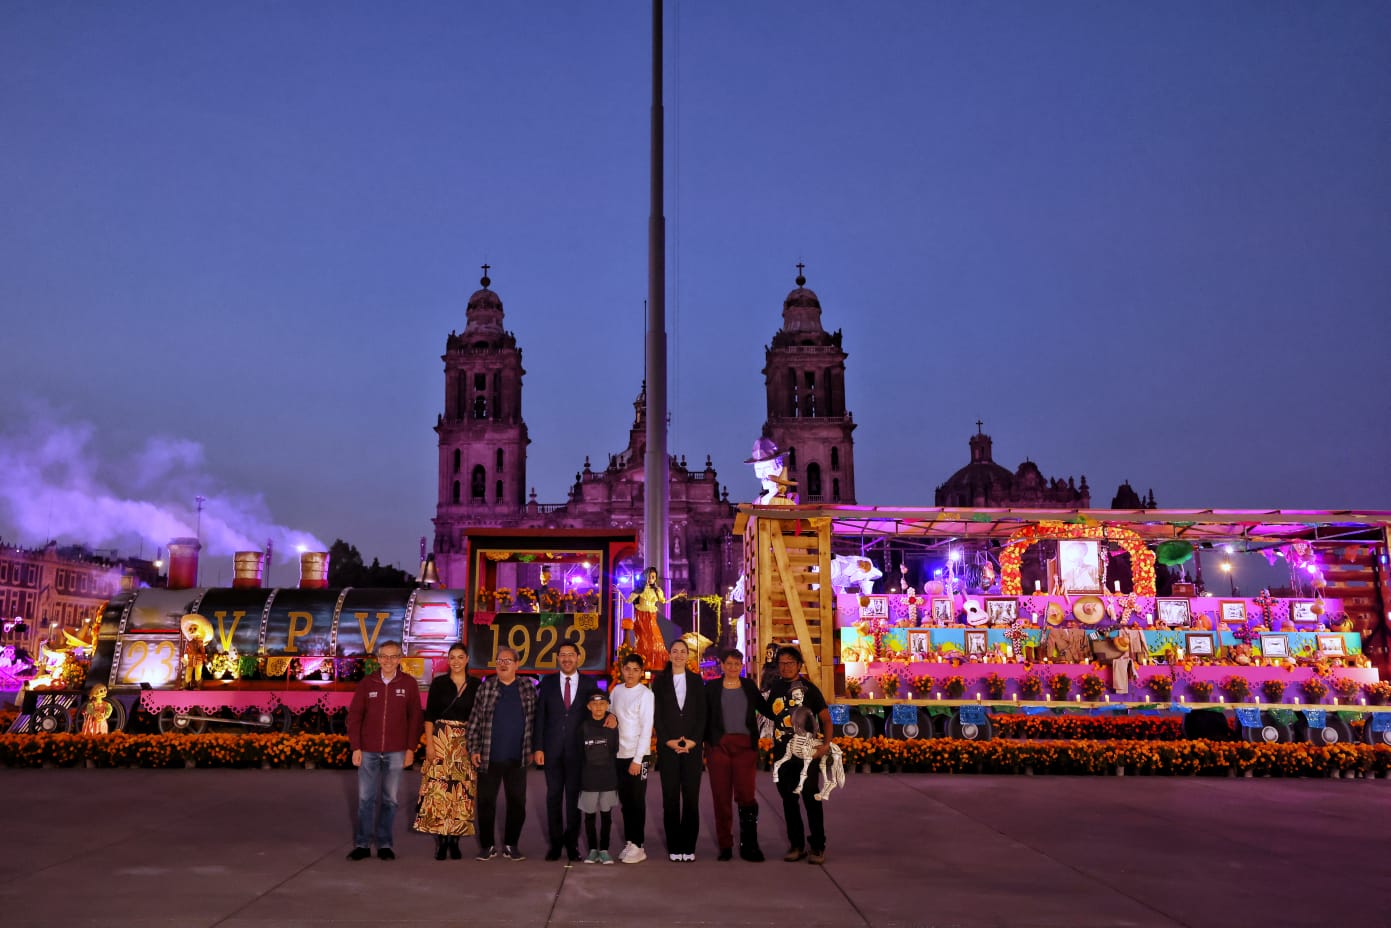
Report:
1290,600,1319,624
1058,540,1103,593
859,596,889,620
1218,600,1247,626
1184,632,1216,658
1317,634,1347,657
985,597,1018,624
907,629,930,657
1156,598,1192,628
964,630,988,657
930,596,954,625
1260,634,1289,659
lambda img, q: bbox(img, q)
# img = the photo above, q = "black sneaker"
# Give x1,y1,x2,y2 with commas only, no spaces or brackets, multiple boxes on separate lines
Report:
377,847,396,861
346,847,371,861
566,846,581,863
476,846,497,861
503,845,526,861
544,846,562,861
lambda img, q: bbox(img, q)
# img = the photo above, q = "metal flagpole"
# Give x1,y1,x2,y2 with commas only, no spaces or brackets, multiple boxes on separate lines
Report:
643,0,669,589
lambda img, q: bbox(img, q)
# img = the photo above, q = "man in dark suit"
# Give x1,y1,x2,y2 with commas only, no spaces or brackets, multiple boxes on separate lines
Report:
533,641,604,862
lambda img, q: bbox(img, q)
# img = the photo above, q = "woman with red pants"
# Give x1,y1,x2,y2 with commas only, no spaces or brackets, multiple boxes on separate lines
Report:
703,648,771,861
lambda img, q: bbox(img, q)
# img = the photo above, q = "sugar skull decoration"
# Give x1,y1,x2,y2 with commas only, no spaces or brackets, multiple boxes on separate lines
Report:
81,684,114,735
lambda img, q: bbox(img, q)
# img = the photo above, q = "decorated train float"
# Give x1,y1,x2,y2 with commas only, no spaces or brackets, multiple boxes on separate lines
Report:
9,530,639,735
735,505,1391,747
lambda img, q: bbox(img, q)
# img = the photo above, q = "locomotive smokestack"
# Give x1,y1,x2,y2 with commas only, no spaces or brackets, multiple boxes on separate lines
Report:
299,551,330,589
167,537,201,590
232,551,264,589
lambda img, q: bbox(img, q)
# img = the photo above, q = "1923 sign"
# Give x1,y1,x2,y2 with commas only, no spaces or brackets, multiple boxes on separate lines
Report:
470,612,607,673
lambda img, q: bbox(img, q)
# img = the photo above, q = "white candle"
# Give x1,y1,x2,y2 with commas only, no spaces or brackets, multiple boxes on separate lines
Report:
1013,694,1019,703
1219,695,1224,703
1104,695,1110,702
1114,580,1121,593
1075,694,1081,702
1180,695,1186,703
935,691,941,701
1045,694,1051,702
1034,580,1041,592
1146,614,1154,626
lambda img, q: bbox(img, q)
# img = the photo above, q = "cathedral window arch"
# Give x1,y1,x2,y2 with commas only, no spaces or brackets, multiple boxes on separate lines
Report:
787,369,798,417
832,478,841,502
451,480,461,504
804,371,817,417
830,447,839,471
495,480,504,502
496,448,504,471
788,446,796,469
806,462,822,500
453,449,461,473
470,465,486,501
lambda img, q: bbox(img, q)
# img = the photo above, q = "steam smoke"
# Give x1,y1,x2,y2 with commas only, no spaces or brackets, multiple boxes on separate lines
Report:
0,410,325,560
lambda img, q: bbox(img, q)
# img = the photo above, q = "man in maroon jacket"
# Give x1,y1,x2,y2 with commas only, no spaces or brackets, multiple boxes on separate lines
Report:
346,641,423,860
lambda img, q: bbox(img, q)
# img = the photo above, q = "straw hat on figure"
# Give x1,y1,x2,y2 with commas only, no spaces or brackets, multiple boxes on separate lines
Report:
744,437,796,506
627,567,669,671
179,614,213,690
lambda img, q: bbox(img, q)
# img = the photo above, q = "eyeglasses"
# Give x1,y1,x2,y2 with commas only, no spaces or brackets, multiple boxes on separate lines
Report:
777,659,800,666
378,653,402,661
496,658,516,665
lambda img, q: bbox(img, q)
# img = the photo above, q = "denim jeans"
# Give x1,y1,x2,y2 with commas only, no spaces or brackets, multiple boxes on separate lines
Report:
355,751,405,849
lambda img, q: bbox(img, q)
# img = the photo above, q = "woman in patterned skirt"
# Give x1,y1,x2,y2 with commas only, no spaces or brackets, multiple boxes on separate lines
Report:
414,641,478,859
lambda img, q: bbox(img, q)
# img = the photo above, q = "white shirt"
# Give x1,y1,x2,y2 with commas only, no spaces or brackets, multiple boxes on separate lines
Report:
610,682,654,761
560,671,580,706
672,671,687,710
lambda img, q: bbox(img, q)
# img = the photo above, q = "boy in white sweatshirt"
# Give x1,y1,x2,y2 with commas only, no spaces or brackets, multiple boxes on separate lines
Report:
609,652,654,863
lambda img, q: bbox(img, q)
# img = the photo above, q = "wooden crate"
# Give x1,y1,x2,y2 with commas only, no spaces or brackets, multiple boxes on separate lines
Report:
741,511,834,694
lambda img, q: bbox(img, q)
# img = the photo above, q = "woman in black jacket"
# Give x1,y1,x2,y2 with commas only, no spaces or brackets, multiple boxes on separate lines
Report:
704,647,770,861
413,642,479,859
651,638,707,861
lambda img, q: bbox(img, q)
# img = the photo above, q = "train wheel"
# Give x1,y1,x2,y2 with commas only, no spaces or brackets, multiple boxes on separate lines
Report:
107,698,130,733
947,711,993,741
33,702,72,734
1365,719,1391,747
884,708,934,740
1241,713,1290,743
271,706,293,733
834,711,873,740
299,707,330,734
157,708,207,735
1294,716,1354,745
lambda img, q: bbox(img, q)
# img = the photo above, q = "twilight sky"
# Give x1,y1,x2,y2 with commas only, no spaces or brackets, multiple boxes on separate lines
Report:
1,1,1388,583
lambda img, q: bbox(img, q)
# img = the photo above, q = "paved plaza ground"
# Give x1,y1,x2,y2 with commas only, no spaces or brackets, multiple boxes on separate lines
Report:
1,766,1387,927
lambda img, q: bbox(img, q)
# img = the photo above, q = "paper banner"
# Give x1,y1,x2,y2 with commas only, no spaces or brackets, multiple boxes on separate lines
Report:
827,704,850,725
1169,702,1191,714
1269,709,1297,726
472,611,497,626
573,612,599,631
1235,707,1262,729
537,612,564,628
1301,709,1326,729
1371,714,1391,733
891,704,918,725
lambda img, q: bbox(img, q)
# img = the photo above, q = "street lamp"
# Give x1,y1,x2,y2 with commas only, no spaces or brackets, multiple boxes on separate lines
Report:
1221,561,1236,596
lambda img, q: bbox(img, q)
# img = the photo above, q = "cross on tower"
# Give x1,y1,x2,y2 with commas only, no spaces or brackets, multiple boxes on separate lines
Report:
976,419,984,434
795,261,806,286
480,262,491,287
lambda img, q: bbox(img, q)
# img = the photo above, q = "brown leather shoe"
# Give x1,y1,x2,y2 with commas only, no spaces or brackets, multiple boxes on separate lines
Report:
784,847,807,862
808,848,826,865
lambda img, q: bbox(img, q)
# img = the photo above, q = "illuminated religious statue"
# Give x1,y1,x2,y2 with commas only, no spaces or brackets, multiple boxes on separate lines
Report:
179,614,213,690
744,437,796,506
81,684,114,735
627,567,669,671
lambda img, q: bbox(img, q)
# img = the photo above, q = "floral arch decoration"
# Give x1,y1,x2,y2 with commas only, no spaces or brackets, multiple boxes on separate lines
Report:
999,522,1157,597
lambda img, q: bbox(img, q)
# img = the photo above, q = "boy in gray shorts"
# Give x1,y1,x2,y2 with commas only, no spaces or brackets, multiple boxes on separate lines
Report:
578,690,620,864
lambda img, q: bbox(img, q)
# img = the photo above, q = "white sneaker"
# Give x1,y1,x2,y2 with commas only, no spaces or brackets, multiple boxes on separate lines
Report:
622,845,646,864
618,841,638,863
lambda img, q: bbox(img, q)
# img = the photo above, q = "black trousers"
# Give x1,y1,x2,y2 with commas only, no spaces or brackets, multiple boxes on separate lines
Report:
615,756,647,847
544,750,583,852
475,760,527,850
657,744,703,855
775,756,825,853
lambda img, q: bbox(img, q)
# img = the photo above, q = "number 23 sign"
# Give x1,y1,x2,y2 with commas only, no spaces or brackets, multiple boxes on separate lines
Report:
471,613,607,673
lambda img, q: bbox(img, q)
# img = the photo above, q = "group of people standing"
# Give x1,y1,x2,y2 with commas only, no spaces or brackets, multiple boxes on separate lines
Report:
346,636,833,867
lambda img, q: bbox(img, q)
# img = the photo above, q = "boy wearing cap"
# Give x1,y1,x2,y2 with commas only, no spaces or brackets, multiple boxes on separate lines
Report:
577,690,620,864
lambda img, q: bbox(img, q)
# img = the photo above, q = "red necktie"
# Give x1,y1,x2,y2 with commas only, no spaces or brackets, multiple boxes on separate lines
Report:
564,676,572,709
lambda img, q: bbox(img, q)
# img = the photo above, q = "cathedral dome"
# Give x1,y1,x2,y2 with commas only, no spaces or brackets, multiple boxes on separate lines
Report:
781,267,825,334
462,268,505,340
467,287,502,312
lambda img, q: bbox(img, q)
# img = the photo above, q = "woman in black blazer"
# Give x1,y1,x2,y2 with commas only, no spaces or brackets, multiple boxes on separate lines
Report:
703,647,770,861
651,638,707,861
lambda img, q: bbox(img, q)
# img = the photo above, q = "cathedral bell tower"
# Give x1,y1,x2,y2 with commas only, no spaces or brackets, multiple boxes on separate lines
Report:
432,267,530,585
760,266,856,504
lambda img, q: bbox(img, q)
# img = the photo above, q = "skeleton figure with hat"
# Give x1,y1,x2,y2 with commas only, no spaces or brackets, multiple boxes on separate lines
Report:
744,437,797,506
180,614,213,690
